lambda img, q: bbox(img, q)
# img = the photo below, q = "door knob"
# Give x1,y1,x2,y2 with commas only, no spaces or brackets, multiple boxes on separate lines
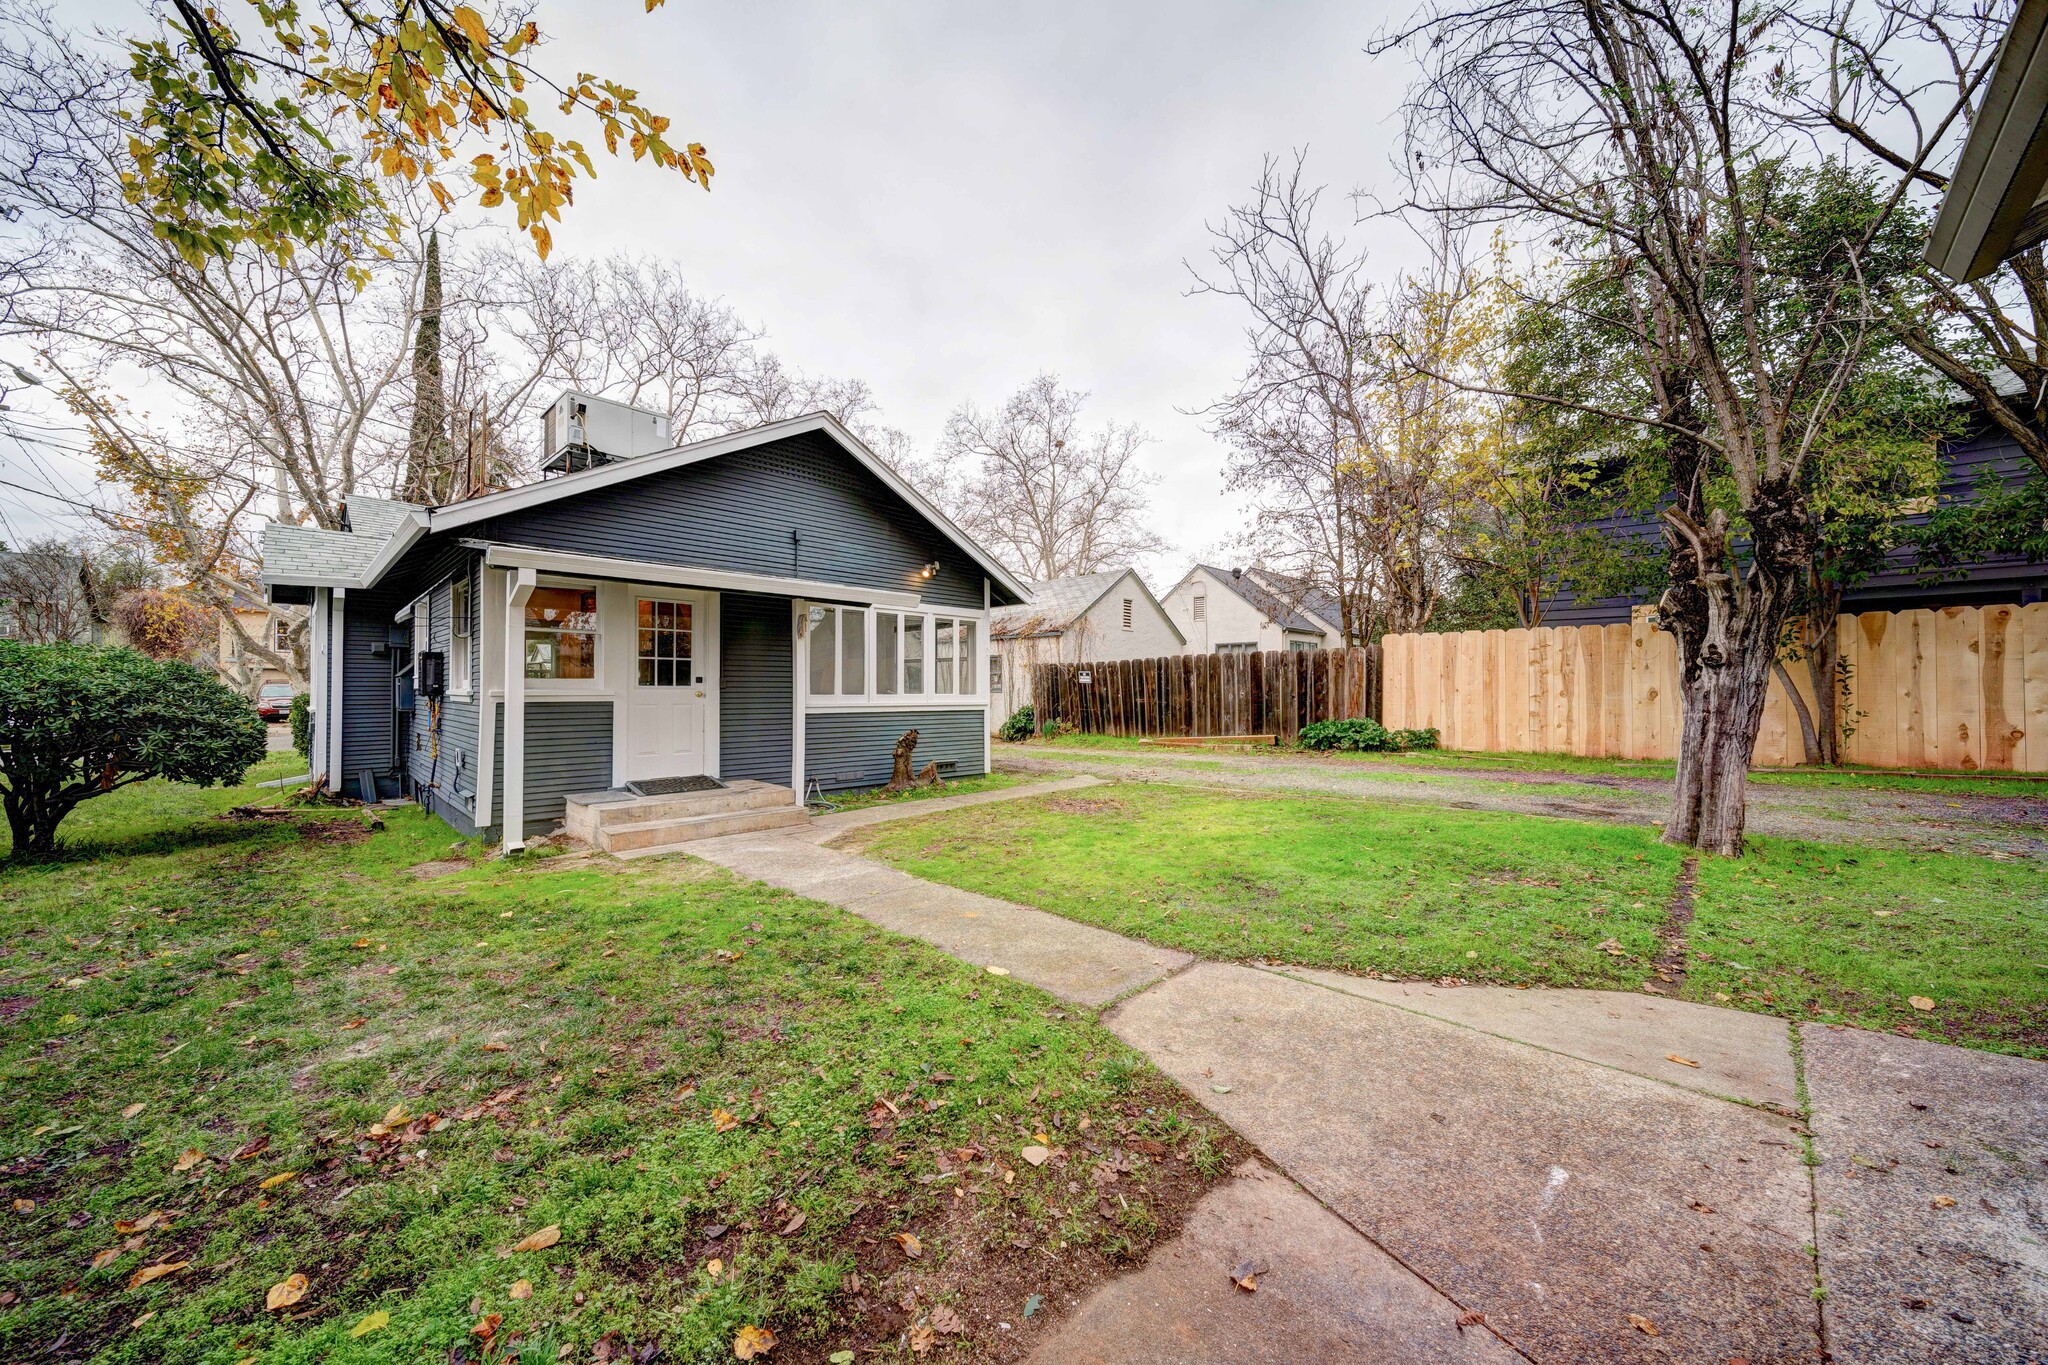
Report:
695,689,705,697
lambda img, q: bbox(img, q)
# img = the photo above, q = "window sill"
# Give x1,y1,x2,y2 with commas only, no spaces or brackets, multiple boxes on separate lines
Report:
805,696,986,711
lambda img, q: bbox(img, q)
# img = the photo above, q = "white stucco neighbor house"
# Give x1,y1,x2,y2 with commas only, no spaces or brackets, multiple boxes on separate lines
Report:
988,568,1184,716
1160,564,1344,654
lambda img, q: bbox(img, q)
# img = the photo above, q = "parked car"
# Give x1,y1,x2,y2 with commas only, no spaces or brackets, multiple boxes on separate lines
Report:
255,682,299,723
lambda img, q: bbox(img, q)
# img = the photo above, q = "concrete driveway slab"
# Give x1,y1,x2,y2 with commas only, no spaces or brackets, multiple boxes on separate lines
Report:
1281,968,1798,1111
1803,1024,2048,1365
1024,1159,1524,1365
1110,963,1817,1364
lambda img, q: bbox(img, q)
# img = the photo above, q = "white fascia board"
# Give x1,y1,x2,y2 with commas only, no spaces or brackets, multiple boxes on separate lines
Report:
474,541,925,609
1927,0,2048,282
426,412,1032,603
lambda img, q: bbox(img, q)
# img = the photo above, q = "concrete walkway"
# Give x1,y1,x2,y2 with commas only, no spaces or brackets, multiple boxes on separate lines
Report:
687,780,2048,1364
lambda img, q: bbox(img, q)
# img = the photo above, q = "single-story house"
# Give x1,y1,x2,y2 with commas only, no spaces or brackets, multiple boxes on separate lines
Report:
989,569,1184,714
260,408,1029,852
1159,564,1342,654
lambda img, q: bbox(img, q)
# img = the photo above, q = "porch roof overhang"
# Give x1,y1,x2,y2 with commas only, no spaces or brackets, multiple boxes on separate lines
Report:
1926,0,2048,283
468,541,926,610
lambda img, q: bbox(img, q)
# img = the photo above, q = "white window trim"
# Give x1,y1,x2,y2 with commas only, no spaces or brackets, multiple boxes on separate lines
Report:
521,576,604,691
802,601,988,710
448,572,474,698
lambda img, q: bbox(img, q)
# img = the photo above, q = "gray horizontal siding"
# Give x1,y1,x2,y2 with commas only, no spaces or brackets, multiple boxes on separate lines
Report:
721,593,793,786
804,708,987,791
404,557,483,816
489,701,615,835
484,430,990,609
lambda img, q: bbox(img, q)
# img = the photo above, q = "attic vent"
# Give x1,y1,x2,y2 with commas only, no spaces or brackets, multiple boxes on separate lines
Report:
1122,598,1134,630
542,391,673,474
1193,595,1206,622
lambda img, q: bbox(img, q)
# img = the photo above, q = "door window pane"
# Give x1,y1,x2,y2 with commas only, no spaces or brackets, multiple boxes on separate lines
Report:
876,613,899,695
636,599,692,687
956,621,976,694
809,607,836,695
934,618,954,694
840,608,866,696
903,615,924,694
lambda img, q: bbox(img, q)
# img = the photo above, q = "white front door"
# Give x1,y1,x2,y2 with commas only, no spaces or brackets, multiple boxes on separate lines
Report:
623,593,707,781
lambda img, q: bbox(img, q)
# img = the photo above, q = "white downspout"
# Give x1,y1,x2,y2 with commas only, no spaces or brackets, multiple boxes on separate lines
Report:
502,566,536,853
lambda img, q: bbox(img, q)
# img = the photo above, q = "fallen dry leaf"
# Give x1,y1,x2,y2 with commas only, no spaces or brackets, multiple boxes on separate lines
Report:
908,1323,936,1355
231,1136,269,1162
1456,1309,1486,1329
91,1248,121,1270
509,1224,562,1253
120,1103,145,1120
265,1273,308,1311
340,1018,368,1031
1020,1145,1050,1167
348,1310,389,1338
707,1258,724,1278
893,1231,923,1259
1627,1313,1660,1336
779,1210,805,1236
128,1260,188,1289
11,1198,32,1214
733,1323,777,1359
172,1149,205,1173
259,1171,298,1190
1665,1054,1701,1068
509,1278,533,1300
481,1041,510,1053
1232,1259,1262,1292
1909,996,1936,1012
931,1304,965,1335
113,1212,164,1235
1930,1195,1957,1210
985,965,1010,977
471,1312,502,1344
712,1109,740,1133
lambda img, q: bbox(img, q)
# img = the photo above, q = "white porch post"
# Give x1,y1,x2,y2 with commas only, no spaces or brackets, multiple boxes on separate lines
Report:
325,589,347,789
501,567,536,852
790,600,806,800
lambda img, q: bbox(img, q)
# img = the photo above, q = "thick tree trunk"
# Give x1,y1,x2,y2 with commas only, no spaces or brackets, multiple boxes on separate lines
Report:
1658,480,1813,856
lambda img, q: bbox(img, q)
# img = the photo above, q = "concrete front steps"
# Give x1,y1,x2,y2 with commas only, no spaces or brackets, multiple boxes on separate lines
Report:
563,780,807,855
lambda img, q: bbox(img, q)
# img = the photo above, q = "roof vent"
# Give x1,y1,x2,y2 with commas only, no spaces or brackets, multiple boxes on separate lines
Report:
542,391,672,474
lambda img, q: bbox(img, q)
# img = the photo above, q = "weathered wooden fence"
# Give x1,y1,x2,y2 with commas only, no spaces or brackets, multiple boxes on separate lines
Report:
1033,646,1381,741
1382,604,2048,772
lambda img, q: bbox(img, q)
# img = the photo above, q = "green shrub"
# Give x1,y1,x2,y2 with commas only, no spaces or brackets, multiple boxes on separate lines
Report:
0,642,267,858
1042,718,1073,740
1297,718,1441,753
289,690,313,759
996,705,1036,742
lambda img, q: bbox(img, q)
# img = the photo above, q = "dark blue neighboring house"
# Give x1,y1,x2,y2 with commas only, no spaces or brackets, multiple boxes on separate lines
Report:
259,408,1029,852
1542,417,2048,626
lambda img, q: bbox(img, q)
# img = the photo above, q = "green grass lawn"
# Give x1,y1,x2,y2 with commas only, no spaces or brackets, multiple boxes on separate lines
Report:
0,771,1236,1363
854,785,2048,1057
852,784,1683,989
1688,839,2048,1055
823,772,1027,815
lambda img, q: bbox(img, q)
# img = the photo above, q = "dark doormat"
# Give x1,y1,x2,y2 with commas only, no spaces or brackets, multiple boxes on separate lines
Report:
626,775,726,798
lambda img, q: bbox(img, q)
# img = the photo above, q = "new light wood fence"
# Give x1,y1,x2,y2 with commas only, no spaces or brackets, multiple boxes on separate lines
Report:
1381,604,2048,772
1032,646,1381,741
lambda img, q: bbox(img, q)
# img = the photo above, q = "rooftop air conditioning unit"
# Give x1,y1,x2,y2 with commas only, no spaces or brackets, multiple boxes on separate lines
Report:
541,391,673,474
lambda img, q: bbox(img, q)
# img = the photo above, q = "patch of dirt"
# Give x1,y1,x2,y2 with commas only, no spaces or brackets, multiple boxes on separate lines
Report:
1645,856,1699,997
405,858,471,880
290,817,373,846
770,1080,1254,1364
1039,797,1129,818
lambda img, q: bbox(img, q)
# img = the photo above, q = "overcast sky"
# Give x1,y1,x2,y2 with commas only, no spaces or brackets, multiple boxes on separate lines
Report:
10,0,1429,586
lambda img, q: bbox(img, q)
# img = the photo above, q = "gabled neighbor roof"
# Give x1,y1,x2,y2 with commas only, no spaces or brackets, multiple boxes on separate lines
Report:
1175,563,1334,635
259,412,1032,604
990,569,1183,643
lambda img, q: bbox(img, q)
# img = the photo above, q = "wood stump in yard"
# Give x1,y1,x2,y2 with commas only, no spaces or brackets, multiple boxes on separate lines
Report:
887,729,922,791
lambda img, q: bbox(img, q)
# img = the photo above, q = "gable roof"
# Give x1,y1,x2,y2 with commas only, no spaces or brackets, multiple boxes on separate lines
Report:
1246,567,1344,636
1174,563,1334,635
260,413,1031,603
990,569,1184,643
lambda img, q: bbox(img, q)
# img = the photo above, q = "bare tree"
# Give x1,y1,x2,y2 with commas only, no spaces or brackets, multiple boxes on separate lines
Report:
1377,0,1964,854
0,538,100,643
930,375,1165,581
